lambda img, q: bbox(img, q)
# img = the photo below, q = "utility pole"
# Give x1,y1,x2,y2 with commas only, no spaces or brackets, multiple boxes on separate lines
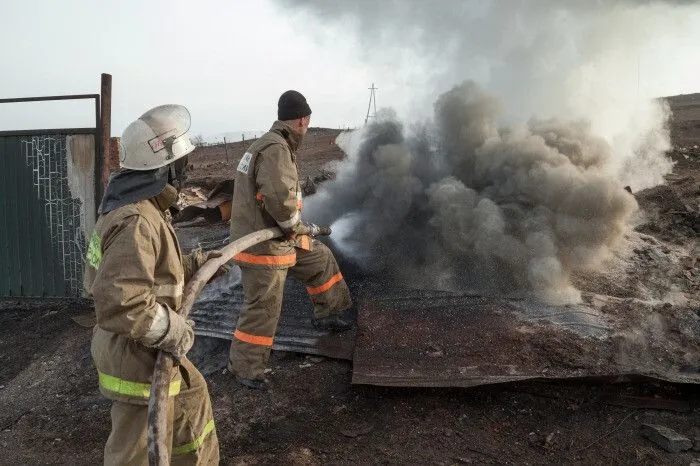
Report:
365,83,378,124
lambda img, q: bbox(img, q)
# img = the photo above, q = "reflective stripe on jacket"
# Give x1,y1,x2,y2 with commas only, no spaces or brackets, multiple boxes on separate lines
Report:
98,370,182,399
84,188,200,405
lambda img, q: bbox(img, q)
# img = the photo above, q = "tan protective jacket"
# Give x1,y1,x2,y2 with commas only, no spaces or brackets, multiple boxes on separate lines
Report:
230,120,312,269
84,187,200,405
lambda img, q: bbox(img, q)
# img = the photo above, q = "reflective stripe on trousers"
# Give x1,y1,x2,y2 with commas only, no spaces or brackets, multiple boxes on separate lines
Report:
234,328,274,346
98,371,181,398
307,272,344,296
172,419,216,456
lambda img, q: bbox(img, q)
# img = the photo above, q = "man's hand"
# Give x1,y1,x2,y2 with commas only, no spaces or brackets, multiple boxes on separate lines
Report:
149,309,195,361
203,249,232,279
307,223,332,237
191,248,232,280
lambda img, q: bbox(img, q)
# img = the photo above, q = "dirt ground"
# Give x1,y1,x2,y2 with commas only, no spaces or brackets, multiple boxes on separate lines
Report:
1,301,699,465
1,96,699,465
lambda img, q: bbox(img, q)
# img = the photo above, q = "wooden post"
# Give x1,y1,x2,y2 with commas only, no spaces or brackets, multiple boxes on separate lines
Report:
100,73,112,189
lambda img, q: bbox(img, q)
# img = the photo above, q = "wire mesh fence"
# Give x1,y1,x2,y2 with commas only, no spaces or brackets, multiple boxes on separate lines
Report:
22,135,86,296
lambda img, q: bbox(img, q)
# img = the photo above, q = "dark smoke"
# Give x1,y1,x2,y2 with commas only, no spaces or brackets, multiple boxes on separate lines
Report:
306,83,638,303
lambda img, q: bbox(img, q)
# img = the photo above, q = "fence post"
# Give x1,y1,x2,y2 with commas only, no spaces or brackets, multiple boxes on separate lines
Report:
100,73,112,191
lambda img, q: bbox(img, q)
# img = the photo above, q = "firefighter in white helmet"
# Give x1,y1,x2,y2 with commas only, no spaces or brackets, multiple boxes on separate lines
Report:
84,105,220,465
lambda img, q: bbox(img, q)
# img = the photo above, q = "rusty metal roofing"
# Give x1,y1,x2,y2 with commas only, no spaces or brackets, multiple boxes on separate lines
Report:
177,224,700,387
351,291,700,387
186,251,355,361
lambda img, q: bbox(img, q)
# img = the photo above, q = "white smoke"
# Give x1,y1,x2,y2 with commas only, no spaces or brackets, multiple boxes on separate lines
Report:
277,0,700,188
277,0,700,302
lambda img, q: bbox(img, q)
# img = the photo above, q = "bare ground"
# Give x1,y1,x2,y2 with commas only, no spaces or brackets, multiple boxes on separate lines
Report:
0,302,699,465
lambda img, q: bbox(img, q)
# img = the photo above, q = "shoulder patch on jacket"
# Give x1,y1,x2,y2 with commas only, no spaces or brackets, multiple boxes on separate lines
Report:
237,152,253,174
87,231,102,269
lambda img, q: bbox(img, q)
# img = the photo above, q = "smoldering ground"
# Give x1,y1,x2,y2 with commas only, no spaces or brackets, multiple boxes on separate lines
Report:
305,83,639,303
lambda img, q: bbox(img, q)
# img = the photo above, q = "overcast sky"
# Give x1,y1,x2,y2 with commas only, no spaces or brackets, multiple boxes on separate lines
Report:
0,0,396,137
1,0,699,140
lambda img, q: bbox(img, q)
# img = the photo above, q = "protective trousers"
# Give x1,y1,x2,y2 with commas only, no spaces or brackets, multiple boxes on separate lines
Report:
103,359,219,466
228,241,352,380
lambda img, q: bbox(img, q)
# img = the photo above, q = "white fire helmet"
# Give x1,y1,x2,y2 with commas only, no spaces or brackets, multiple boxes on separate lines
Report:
120,104,195,170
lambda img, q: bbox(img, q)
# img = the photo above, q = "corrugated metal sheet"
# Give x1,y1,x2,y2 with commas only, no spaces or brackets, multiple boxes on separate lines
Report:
0,133,96,297
351,292,700,387
177,224,356,361
175,223,700,388
187,266,356,361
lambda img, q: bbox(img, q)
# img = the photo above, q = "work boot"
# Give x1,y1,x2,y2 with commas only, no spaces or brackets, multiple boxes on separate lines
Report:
236,376,269,391
313,314,354,332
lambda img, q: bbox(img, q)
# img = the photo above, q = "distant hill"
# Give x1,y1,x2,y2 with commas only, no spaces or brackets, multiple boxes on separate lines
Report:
664,93,700,147
186,127,346,189
200,130,265,146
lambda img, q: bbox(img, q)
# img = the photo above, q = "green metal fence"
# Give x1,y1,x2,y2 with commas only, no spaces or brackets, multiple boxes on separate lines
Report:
0,95,101,297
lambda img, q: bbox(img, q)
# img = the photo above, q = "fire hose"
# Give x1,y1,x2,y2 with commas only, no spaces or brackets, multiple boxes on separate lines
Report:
147,227,283,465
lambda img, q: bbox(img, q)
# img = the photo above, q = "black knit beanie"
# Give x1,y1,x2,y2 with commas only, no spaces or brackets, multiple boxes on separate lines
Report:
278,90,312,121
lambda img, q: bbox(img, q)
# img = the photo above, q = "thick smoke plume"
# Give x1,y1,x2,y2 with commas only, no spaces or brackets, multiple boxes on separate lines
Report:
277,0,700,301
307,83,638,303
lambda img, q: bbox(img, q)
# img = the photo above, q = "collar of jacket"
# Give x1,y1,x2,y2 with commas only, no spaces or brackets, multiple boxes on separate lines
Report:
99,167,168,215
151,184,179,212
271,120,304,152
